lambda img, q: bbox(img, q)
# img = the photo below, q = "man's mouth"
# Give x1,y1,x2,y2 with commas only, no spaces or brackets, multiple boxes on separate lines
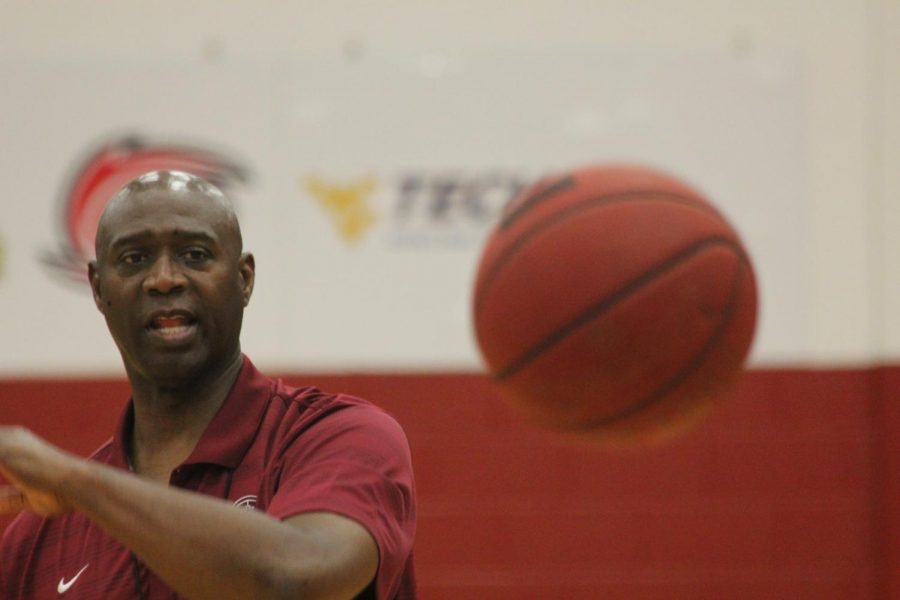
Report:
146,313,198,342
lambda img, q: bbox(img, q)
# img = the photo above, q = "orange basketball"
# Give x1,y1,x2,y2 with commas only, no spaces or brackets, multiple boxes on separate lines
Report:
472,164,758,444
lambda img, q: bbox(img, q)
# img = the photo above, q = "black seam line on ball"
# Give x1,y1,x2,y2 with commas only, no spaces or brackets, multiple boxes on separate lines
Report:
475,191,725,315
500,175,576,229
573,251,749,431
494,235,747,382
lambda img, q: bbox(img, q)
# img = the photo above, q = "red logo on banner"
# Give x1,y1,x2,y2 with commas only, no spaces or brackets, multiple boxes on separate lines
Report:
42,136,249,286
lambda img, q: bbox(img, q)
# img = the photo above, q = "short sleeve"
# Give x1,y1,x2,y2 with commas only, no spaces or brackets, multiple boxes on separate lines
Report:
266,403,416,600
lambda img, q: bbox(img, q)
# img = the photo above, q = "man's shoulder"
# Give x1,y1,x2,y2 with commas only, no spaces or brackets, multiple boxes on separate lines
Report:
267,376,381,419
261,378,408,448
238,357,382,421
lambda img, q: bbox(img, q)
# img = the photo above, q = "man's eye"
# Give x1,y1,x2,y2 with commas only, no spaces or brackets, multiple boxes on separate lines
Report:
183,249,209,262
121,253,146,265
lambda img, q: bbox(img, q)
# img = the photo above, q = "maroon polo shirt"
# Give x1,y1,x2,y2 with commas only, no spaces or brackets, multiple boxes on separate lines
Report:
0,356,417,599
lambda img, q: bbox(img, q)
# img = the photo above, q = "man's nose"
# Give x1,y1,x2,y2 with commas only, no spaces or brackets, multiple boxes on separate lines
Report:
143,255,187,295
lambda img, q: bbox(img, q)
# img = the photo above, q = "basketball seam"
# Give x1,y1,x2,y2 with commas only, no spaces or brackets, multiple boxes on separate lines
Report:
576,250,750,431
499,175,576,229
494,235,748,383
474,191,726,314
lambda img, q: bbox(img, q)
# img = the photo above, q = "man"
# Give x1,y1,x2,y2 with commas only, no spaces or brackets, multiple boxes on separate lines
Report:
0,171,416,599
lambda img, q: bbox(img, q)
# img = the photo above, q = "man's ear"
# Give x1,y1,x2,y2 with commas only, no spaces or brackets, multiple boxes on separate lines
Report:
239,252,255,307
88,261,106,313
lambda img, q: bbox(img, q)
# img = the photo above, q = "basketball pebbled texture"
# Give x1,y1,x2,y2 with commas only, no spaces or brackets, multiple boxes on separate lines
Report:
472,165,758,444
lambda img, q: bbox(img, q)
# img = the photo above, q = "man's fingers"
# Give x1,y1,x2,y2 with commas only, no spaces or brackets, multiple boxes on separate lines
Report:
0,485,26,515
0,429,74,517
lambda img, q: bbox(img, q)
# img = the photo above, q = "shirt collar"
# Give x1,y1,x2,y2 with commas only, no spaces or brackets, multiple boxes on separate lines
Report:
110,355,273,471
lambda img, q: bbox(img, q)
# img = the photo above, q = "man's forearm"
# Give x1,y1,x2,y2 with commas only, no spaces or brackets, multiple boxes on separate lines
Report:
63,459,369,600
1,427,377,600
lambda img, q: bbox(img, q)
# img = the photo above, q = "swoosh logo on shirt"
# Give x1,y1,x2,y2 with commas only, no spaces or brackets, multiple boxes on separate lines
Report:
57,563,89,594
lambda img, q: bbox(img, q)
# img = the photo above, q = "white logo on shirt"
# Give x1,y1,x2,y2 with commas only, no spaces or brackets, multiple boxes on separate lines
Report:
57,563,89,594
233,495,257,510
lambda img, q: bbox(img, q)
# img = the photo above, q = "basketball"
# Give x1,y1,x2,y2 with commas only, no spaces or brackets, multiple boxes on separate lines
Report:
472,164,758,444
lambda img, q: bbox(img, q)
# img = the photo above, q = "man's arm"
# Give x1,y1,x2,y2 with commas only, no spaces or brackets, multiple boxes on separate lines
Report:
0,426,378,600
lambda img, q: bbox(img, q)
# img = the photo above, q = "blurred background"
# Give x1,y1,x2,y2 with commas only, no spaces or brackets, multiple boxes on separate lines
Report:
1,1,899,598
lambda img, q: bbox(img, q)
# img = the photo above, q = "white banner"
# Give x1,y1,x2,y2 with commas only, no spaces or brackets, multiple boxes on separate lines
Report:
0,53,805,374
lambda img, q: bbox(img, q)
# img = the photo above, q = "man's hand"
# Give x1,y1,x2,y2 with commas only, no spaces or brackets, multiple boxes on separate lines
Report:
0,426,77,517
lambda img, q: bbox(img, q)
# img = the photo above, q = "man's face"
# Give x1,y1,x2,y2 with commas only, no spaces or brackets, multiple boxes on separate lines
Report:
89,188,254,386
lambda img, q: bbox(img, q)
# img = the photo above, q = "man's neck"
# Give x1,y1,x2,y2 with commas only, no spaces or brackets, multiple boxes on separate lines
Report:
127,355,243,483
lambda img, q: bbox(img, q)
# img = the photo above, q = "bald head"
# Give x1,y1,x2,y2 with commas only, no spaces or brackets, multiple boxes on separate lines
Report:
87,169,256,389
95,170,242,263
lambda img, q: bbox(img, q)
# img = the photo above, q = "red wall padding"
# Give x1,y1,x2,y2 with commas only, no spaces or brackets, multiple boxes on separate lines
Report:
1,368,897,599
